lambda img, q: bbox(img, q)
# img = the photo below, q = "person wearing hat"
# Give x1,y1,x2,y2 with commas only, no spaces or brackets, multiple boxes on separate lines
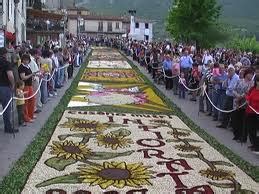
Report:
18,54,37,123
0,47,17,133
217,64,239,128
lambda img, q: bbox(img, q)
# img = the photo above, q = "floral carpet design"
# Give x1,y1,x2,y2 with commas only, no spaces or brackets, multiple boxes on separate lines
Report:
81,68,144,83
88,60,132,69
22,112,259,193
20,48,259,193
68,82,171,113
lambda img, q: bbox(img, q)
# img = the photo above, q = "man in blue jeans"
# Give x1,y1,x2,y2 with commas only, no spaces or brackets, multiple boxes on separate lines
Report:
0,48,17,133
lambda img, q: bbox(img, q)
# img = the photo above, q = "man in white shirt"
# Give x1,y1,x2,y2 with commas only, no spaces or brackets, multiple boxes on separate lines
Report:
29,49,42,113
202,51,214,65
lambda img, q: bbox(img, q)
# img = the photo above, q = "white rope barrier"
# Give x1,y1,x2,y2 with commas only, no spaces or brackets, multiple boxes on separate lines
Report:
178,75,204,91
0,98,13,116
204,90,247,113
13,79,43,101
248,105,259,115
0,64,70,116
162,67,180,79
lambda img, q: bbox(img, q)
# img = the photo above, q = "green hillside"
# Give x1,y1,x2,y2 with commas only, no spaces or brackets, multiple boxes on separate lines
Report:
76,0,259,39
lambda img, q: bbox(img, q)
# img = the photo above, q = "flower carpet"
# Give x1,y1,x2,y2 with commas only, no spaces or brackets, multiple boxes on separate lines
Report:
7,48,259,193
22,111,259,193
68,82,171,113
81,69,144,83
88,61,132,69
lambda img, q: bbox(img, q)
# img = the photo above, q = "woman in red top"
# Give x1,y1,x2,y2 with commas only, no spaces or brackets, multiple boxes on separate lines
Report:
245,76,259,153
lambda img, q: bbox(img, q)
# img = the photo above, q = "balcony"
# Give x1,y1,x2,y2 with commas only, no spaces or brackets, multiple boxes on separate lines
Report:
27,18,64,32
26,8,64,33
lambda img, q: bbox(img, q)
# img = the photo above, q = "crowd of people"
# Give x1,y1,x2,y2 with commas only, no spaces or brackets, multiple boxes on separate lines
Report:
1,36,259,155
117,39,259,154
0,39,88,134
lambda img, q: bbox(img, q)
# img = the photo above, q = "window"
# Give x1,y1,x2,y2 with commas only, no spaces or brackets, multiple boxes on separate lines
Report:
135,22,139,28
107,22,112,32
98,21,103,32
116,22,120,29
26,0,34,7
145,23,149,29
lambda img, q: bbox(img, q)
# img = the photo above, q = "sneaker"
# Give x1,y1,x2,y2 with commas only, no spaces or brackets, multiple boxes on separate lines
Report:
49,93,54,97
22,123,27,127
33,115,37,119
54,92,58,96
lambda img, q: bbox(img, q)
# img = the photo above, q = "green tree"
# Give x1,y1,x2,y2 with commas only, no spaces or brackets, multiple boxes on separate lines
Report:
166,0,225,48
226,35,259,53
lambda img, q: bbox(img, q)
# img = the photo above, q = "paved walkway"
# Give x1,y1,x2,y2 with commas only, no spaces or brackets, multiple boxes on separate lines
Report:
0,67,81,181
127,56,259,166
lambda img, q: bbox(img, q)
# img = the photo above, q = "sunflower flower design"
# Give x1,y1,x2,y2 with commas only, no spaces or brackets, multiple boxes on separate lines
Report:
175,144,201,152
199,168,235,181
50,140,91,160
60,118,110,133
96,133,134,150
78,161,154,189
168,130,190,137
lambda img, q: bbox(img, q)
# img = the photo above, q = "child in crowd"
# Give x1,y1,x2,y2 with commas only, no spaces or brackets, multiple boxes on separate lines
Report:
16,80,27,127
178,72,186,99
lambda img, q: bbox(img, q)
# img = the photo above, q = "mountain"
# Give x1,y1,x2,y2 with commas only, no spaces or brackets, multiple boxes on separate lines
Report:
74,0,259,39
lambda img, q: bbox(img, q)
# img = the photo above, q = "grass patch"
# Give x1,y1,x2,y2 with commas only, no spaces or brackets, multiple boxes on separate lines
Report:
120,51,259,182
0,52,92,194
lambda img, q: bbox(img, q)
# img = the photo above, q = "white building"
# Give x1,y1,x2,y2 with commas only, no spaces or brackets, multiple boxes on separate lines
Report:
0,0,27,45
128,15,153,42
68,13,126,38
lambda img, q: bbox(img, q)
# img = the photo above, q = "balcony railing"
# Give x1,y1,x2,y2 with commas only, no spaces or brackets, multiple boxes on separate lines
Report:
27,18,64,32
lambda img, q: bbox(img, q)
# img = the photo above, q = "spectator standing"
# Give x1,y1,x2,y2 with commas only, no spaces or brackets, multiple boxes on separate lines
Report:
178,72,186,99
172,57,180,95
180,49,193,83
163,54,173,90
202,51,214,66
245,76,259,153
29,49,42,113
18,54,36,123
16,80,26,127
212,64,228,121
232,68,254,142
0,48,17,133
40,50,52,102
63,48,70,84
217,65,239,128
